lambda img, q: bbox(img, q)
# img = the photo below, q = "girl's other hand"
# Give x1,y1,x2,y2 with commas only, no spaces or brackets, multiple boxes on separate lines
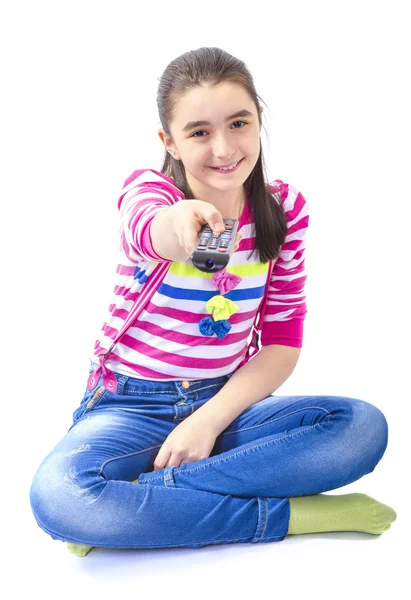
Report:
152,411,219,470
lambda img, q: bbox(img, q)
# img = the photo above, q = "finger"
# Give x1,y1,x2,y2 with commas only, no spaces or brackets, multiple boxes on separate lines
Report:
160,458,180,470
183,235,195,255
209,214,225,234
153,447,171,471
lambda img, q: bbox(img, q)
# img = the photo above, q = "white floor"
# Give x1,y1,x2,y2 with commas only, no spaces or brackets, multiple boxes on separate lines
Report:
13,491,407,600
17,529,407,600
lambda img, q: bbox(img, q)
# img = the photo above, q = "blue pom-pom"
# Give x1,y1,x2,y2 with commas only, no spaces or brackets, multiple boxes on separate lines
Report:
199,317,214,335
213,320,231,339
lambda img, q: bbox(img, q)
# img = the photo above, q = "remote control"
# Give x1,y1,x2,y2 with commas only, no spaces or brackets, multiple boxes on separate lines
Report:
190,218,239,273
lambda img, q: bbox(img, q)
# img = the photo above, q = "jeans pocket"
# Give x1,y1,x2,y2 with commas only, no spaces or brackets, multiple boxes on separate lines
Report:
71,385,108,423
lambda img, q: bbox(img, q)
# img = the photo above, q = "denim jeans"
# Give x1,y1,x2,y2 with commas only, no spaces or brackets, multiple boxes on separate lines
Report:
29,363,389,549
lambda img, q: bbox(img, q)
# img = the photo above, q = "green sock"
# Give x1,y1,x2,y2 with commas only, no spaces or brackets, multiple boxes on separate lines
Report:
66,478,140,557
287,492,397,536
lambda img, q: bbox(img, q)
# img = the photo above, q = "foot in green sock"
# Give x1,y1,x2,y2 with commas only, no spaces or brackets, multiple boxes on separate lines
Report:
287,492,397,536
66,478,140,556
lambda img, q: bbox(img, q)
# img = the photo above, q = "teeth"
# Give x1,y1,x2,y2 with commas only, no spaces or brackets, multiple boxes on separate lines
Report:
216,161,239,171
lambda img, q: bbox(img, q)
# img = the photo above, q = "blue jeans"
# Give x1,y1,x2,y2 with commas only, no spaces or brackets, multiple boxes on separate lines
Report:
29,363,389,549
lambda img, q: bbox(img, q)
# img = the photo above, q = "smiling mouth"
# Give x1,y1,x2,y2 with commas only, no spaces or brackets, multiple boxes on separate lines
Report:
209,158,244,171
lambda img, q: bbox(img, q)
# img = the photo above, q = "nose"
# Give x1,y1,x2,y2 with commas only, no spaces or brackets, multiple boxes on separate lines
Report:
211,134,236,160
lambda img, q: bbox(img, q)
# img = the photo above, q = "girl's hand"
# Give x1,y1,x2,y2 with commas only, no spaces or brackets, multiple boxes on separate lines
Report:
168,199,243,257
153,413,219,471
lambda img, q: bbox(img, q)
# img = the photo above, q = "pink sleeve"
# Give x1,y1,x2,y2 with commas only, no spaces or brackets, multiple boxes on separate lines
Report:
260,182,309,348
142,217,167,261
118,169,182,263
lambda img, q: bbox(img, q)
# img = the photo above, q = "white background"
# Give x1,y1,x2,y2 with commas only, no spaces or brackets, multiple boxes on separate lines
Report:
1,0,409,597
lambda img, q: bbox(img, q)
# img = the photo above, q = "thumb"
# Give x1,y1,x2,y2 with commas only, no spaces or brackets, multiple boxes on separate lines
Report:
207,207,225,233
211,220,225,234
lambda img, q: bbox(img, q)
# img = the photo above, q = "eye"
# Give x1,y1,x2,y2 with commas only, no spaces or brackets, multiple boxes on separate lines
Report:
191,121,248,138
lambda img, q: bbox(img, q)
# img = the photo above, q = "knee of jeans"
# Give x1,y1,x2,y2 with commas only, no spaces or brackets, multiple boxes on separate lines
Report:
30,461,59,533
29,455,103,537
352,399,389,464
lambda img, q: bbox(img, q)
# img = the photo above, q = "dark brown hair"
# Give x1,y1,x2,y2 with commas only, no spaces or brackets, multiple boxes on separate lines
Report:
156,46,288,263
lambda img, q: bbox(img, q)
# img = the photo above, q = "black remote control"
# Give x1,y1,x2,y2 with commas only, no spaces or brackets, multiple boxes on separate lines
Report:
190,218,239,273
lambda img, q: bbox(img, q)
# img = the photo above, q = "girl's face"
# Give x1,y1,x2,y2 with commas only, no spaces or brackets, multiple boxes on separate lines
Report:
158,82,263,205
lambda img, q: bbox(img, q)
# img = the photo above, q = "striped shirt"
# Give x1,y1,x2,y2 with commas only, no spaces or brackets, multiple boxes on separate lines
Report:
90,168,309,381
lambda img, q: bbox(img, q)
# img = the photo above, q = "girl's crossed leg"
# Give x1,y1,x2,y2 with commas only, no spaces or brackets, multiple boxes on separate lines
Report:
29,369,393,554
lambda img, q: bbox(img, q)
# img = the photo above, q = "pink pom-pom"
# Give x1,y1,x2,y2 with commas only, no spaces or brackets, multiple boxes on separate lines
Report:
212,269,242,295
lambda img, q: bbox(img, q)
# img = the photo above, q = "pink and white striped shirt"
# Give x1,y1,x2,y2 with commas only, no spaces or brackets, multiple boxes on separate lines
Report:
90,168,309,381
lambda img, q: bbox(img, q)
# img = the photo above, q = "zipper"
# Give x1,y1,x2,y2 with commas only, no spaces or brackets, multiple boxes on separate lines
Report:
87,386,105,408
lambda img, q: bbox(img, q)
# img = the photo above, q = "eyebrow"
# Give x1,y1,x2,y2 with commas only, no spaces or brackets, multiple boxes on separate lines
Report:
182,109,254,133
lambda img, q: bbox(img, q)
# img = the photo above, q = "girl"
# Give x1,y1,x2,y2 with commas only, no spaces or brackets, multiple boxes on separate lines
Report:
29,47,396,557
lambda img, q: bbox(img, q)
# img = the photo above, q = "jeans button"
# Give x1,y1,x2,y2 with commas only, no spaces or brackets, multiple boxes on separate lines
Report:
182,380,190,389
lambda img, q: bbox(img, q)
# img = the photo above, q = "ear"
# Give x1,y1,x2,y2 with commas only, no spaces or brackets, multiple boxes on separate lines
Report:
157,128,169,149
158,129,179,160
